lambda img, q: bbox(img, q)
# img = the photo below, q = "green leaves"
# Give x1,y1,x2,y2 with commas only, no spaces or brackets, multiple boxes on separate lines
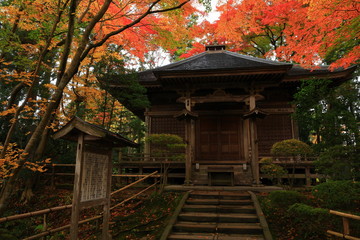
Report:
293,78,359,150
271,139,313,157
146,134,186,160
316,145,360,180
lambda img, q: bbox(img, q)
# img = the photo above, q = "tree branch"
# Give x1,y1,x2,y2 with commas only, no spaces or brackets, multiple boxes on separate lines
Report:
80,0,190,61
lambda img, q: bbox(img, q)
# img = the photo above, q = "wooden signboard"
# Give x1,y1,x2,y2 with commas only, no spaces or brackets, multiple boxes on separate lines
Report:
53,116,137,240
81,151,109,202
70,134,112,240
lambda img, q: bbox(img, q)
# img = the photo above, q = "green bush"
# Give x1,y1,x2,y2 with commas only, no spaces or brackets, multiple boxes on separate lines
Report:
259,157,273,164
260,158,287,185
146,134,186,160
316,145,360,180
287,203,335,239
312,181,360,210
268,190,307,209
271,139,313,157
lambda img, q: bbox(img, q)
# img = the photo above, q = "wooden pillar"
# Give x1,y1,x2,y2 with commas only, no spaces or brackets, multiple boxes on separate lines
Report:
70,133,84,240
250,118,260,185
247,94,260,185
191,119,195,165
144,110,151,161
184,92,194,185
305,166,311,187
184,118,192,185
102,150,112,240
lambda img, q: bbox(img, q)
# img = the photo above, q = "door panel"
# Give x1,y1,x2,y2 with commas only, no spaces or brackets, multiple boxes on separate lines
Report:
197,116,242,161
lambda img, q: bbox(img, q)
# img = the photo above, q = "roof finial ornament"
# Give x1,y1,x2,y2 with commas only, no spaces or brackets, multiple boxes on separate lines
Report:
205,45,226,51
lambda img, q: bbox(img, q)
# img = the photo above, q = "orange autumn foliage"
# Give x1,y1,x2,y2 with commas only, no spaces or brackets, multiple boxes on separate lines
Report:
0,143,49,178
183,0,359,68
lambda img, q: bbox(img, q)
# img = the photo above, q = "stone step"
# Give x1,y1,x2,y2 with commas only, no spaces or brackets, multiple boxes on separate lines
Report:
217,223,263,234
167,232,214,240
190,191,251,200
186,198,253,205
168,232,265,240
173,222,216,233
216,234,265,240
178,212,259,223
182,204,256,214
173,222,263,235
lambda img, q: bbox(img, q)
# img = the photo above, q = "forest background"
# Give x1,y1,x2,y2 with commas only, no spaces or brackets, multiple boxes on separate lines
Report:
0,0,359,214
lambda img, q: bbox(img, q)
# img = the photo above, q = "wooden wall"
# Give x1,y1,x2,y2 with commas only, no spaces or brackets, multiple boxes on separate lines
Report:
150,116,185,139
257,114,293,156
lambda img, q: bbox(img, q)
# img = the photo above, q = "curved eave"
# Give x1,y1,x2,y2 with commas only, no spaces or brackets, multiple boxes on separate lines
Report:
283,65,357,84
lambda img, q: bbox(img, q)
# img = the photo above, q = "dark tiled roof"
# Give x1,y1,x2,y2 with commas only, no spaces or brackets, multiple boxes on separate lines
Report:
138,50,355,83
153,51,291,72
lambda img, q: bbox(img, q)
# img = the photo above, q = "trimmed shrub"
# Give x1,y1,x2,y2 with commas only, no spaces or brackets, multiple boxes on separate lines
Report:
146,134,186,160
271,139,313,157
312,181,360,210
259,157,273,164
268,190,307,209
287,203,335,239
260,158,287,185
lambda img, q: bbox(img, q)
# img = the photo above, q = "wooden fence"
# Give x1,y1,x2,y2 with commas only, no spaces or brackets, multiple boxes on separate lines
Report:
259,158,321,186
327,210,360,240
45,161,183,187
0,171,159,239
45,155,322,187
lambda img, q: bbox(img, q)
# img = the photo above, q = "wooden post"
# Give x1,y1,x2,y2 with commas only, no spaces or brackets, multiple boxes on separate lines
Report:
343,217,350,235
253,119,259,185
191,119,195,168
42,213,48,240
305,167,311,187
102,150,112,240
70,133,84,240
248,93,260,185
250,118,260,185
51,164,55,188
144,111,151,161
184,118,192,185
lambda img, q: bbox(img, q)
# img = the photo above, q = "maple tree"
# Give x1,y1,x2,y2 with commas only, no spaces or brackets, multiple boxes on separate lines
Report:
0,0,209,213
183,0,360,68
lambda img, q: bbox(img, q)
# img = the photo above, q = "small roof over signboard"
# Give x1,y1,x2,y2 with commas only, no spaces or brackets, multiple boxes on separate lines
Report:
53,116,138,148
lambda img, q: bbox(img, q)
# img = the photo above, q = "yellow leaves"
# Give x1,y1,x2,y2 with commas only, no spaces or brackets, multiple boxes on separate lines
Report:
0,143,23,178
0,143,51,178
0,107,16,117
47,120,59,131
24,157,52,173
44,83,57,90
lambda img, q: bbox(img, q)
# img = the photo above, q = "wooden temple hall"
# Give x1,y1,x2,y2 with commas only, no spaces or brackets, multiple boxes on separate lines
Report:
108,45,355,186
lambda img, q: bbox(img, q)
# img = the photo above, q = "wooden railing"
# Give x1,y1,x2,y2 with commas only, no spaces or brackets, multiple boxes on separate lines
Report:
259,157,321,186
120,153,185,162
327,210,360,240
0,171,159,239
46,162,183,187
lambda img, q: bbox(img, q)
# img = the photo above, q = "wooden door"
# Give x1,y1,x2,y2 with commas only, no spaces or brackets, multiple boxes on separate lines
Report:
197,116,242,161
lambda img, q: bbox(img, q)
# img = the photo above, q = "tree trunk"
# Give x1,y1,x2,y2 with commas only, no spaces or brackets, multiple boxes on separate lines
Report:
0,0,190,216
20,172,36,204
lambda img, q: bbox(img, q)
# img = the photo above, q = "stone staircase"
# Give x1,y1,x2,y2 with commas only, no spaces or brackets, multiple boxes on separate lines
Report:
163,190,271,240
